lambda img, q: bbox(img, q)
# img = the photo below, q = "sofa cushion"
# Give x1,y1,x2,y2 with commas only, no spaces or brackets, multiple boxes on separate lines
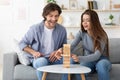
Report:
14,64,37,80
109,38,120,63
110,64,120,80
14,64,62,80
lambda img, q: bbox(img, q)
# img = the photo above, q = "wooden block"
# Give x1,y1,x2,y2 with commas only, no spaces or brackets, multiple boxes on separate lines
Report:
63,44,70,56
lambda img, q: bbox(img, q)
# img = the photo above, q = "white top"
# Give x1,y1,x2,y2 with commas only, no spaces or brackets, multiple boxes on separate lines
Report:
37,64,91,74
42,26,54,57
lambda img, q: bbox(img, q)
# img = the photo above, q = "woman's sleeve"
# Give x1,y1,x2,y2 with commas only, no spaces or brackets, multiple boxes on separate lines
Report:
78,50,101,63
71,31,82,53
78,41,106,63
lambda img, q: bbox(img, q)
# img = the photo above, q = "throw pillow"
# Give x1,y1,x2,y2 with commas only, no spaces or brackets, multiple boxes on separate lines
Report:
13,39,31,66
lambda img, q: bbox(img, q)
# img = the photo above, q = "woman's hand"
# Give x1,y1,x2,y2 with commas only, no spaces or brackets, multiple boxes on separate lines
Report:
71,54,79,62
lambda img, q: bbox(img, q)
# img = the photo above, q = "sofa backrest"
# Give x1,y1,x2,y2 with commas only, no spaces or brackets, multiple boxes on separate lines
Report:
109,38,120,64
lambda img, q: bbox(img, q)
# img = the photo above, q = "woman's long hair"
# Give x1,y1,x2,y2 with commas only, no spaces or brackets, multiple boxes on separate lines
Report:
81,9,109,57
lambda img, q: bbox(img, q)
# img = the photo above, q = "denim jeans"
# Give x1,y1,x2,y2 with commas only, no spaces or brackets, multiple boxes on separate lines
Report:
32,57,74,80
62,57,111,80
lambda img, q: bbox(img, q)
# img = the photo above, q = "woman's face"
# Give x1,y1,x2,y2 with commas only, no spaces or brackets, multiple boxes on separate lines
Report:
45,10,59,29
82,14,91,31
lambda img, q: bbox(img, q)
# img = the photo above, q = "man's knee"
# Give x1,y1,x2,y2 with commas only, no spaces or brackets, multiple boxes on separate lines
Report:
33,57,48,68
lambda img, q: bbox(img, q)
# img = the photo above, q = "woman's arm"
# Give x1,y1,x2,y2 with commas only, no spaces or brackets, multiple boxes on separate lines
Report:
71,31,82,53
78,41,106,63
78,50,101,63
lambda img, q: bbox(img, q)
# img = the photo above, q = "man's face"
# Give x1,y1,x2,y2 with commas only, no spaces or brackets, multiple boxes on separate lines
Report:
45,10,59,29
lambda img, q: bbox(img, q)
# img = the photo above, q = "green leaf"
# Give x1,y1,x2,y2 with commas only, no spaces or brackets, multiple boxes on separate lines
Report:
47,0,56,3
109,14,114,20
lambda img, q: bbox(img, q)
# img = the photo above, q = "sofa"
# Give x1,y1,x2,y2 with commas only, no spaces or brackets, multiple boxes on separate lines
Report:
3,38,120,80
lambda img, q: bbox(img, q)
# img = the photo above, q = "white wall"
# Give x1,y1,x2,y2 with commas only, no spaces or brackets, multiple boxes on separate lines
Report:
0,0,120,65
0,0,45,65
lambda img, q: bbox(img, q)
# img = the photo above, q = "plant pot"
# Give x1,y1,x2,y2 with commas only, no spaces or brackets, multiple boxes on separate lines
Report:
108,19,113,24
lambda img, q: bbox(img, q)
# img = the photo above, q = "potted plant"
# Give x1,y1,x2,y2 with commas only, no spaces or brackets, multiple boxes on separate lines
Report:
108,14,114,24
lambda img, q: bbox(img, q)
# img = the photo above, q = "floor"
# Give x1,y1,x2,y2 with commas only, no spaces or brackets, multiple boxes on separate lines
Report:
0,65,2,80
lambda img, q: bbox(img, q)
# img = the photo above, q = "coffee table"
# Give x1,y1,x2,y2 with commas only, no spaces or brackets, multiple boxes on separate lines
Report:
37,64,91,80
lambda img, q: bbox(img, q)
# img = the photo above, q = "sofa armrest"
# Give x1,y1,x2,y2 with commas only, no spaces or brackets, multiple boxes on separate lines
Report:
3,52,18,80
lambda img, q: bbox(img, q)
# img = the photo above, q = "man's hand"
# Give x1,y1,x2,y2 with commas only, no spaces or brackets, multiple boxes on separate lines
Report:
49,51,57,62
33,51,44,59
55,48,63,60
49,48,63,62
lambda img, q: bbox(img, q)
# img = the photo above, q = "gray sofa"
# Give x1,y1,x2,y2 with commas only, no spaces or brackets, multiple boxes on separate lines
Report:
3,38,120,80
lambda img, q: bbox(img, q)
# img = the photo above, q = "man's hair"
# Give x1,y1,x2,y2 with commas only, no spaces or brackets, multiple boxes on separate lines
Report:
42,3,62,21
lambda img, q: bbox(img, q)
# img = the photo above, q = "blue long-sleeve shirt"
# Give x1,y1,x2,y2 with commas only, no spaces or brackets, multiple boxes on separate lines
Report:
71,31,107,63
19,21,67,58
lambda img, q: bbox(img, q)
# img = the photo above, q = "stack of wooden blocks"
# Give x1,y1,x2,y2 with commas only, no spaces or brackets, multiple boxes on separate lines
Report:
63,44,71,68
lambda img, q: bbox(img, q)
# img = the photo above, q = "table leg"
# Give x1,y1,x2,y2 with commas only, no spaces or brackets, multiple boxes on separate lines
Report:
68,74,70,80
42,72,47,80
81,74,85,80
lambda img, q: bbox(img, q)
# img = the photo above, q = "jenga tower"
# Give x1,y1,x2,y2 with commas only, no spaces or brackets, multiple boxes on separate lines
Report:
63,44,70,68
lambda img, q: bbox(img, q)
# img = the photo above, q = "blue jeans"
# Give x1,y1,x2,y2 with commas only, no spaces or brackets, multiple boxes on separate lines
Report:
62,57,111,80
32,57,74,80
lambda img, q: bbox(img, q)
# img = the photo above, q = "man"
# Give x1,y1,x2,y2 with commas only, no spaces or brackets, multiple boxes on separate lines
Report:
19,3,67,80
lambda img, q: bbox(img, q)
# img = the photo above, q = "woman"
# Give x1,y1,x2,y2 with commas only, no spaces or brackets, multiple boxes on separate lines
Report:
71,9,111,80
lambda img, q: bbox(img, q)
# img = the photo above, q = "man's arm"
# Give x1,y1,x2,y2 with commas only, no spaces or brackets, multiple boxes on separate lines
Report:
23,46,44,58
